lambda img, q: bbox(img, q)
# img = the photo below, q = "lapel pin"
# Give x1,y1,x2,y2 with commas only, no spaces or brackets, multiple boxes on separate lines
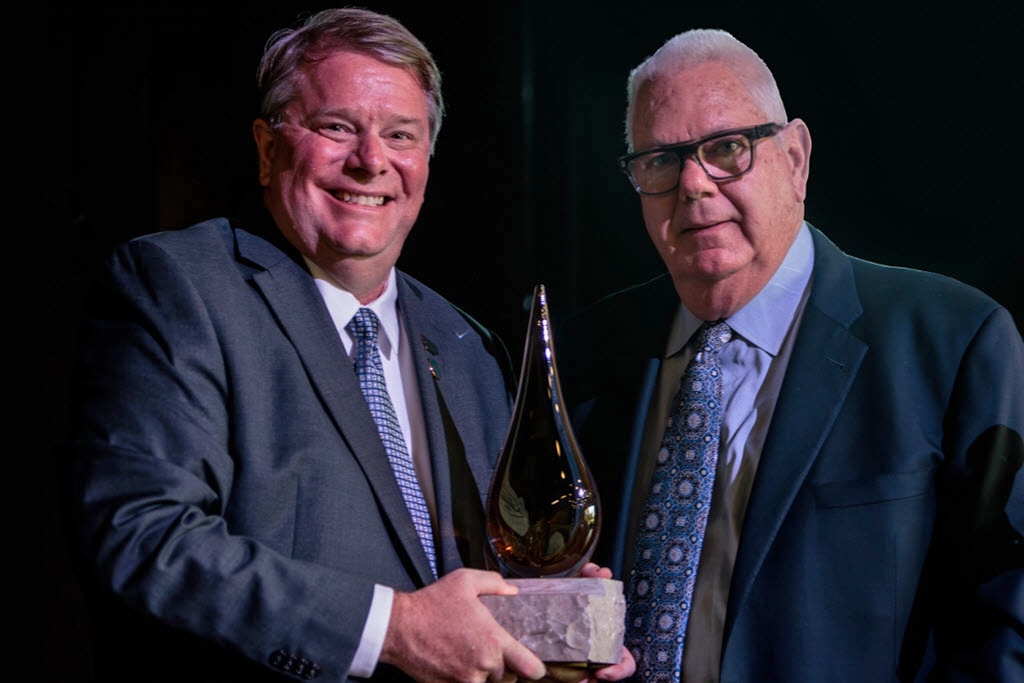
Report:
421,335,441,379
420,334,439,356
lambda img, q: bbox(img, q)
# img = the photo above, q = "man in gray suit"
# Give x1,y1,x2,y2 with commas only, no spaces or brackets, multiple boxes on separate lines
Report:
64,8,634,683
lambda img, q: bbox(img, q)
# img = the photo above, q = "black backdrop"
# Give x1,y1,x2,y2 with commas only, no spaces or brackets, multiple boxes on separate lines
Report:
46,2,1021,679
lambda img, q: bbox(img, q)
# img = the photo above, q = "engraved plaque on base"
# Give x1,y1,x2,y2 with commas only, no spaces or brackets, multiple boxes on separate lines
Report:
483,285,625,666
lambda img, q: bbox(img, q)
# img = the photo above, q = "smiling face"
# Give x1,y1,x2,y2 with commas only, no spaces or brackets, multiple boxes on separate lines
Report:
631,60,811,319
253,50,431,302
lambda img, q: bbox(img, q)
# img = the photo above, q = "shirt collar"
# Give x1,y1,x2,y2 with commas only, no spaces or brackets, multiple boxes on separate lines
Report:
305,261,402,359
670,221,814,356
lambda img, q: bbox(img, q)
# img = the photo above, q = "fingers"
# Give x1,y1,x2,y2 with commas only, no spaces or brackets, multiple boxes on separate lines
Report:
539,664,592,683
383,568,640,683
539,646,638,683
489,670,518,683
576,563,612,579
503,638,547,681
446,566,521,596
590,647,637,681
382,569,548,683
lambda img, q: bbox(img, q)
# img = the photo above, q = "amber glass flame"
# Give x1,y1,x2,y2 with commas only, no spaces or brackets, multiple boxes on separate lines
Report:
485,284,601,577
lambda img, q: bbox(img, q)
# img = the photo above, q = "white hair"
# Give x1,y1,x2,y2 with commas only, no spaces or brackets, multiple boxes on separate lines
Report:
624,28,788,150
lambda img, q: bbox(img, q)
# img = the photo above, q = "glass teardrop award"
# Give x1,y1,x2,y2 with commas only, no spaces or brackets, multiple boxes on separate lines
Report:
480,284,624,667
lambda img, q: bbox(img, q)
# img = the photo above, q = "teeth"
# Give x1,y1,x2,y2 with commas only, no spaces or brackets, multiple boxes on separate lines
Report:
339,192,385,207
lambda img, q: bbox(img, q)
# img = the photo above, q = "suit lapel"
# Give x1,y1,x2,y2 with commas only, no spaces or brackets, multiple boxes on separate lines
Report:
572,275,679,576
238,229,437,584
725,227,868,637
398,277,498,574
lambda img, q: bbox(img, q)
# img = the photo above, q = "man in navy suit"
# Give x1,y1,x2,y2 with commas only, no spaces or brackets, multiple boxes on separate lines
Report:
63,8,634,683
559,28,1023,682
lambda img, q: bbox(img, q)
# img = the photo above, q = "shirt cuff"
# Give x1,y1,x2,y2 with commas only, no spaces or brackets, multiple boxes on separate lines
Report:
349,584,394,677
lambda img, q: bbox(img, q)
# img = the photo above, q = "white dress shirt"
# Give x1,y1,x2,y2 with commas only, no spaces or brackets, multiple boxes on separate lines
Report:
306,262,433,677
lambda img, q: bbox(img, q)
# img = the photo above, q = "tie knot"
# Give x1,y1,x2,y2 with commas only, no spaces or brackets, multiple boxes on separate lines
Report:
347,307,380,343
697,320,731,354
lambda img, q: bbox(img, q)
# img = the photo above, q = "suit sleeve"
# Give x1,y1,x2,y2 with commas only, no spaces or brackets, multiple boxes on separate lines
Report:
930,306,1024,681
64,238,372,681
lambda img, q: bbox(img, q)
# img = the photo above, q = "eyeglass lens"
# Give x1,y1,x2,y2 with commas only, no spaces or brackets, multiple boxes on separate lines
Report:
630,133,754,194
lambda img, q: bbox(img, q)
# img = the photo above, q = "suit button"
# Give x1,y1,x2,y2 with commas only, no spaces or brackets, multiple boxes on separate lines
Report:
295,657,322,679
268,649,289,669
268,649,321,679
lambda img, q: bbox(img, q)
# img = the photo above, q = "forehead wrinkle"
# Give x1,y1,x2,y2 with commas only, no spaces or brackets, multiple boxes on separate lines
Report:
295,52,428,118
637,64,767,148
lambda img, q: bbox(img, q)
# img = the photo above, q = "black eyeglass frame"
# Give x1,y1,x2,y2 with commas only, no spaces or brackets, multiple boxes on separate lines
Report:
618,122,784,195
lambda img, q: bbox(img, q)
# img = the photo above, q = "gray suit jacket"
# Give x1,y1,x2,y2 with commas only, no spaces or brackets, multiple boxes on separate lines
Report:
65,215,515,682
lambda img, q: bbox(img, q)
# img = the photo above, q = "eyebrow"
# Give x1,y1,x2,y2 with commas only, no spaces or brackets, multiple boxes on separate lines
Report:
639,127,746,153
630,123,779,157
314,108,426,128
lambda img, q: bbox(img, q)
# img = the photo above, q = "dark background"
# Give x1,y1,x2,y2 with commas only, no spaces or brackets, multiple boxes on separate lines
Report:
46,1,1020,680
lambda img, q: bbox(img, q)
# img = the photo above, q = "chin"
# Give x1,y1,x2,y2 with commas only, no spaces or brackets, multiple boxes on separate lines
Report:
671,248,738,279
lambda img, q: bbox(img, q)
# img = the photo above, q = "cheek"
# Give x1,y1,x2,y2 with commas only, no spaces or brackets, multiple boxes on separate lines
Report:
400,156,430,194
640,198,673,238
732,164,785,223
758,150,803,206
420,163,430,190
281,136,334,176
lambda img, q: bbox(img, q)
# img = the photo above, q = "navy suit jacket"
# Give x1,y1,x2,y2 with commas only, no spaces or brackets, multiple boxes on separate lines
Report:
559,225,1024,682
65,215,515,682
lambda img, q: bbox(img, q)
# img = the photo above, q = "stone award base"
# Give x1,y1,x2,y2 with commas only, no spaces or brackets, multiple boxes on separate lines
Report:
479,577,625,666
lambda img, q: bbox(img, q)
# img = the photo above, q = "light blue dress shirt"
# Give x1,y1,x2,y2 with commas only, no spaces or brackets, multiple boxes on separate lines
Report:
644,223,815,681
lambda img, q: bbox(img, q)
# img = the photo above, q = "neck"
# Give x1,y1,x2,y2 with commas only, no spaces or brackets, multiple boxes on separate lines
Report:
304,253,391,305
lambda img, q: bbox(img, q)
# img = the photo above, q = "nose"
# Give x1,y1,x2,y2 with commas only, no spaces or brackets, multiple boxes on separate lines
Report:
676,154,714,200
345,135,387,177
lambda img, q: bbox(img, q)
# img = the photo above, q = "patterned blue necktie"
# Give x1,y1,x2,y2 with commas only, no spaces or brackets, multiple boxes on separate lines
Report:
625,320,731,682
347,307,437,577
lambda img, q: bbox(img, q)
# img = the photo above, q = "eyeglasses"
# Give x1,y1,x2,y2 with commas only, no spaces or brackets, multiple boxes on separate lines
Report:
618,122,783,196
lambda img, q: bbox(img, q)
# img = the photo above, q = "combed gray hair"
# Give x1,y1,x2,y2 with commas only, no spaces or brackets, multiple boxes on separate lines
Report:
257,7,445,155
624,28,787,151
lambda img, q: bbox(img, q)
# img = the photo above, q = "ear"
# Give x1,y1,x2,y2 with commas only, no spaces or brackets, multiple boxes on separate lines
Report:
252,118,276,188
783,118,812,202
